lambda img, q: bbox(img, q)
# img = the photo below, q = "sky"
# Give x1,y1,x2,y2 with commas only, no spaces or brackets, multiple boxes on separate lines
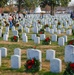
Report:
68,0,74,6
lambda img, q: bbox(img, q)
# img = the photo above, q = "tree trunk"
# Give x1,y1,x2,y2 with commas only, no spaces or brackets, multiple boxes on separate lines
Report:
18,0,21,13
50,4,54,15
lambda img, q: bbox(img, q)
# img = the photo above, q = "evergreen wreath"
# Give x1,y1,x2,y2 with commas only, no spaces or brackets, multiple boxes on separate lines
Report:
42,37,51,45
25,58,40,73
44,24,49,28
11,36,18,42
63,63,74,75
67,39,74,45
18,29,22,33
39,29,44,34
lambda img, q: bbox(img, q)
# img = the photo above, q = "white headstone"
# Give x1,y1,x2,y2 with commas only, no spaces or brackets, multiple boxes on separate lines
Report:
27,49,42,62
33,27,38,33
46,50,55,61
58,37,64,46
0,50,1,66
6,26,9,32
70,54,74,63
50,58,62,73
0,29,2,37
34,37,40,44
22,33,26,39
12,26,15,31
11,55,21,69
65,45,74,62
3,34,8,41
0,47,7,57
25,27,30,33
50,29,54,34
14,48,21,56
57,30,61,34
22,35,28,42
66,29,72,35
63,35,67,42
40,34,45,40
13,30,18,36
52,34,57,42
27,49,42,70
32,34,36,40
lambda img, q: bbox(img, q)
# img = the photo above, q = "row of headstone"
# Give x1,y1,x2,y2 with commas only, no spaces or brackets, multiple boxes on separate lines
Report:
46,49,62,73
11,48,21,69
65,45,74,63
27,49,62,73
1,45,74,72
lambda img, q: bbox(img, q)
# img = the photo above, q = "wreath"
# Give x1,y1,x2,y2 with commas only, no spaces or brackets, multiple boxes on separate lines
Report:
42,37,51,45
67,39,74,45
25,58,40,73
11,36,18,42
44,24,49,28
18,29,22,33
63,63,74,75
39,29,44,34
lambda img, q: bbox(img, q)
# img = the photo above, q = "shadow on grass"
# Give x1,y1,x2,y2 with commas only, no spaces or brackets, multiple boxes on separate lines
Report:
43,72,63,75
2,67,25,73
38,71,63,75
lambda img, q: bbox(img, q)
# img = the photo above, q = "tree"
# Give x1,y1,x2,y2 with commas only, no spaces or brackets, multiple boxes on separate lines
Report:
0,0,8,7
23,0,42,12
40,0,71,15
16,0,24,13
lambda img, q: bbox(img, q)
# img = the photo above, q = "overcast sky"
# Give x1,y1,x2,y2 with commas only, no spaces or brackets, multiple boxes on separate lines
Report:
68,0,74,6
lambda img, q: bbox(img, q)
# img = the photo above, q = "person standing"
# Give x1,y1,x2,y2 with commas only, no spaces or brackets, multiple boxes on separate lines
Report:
70,11,74,20
8,14,13,29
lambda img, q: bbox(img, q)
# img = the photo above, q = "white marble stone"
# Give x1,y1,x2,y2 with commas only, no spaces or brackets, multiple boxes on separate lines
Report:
46,50,55,61
33,27,38,33
50,29,54,34
0,29,2,37
0,50,1,66
14,48,21,56
11,55,21,69
57,30,61,34
27,49,42,70
70,54,74,63
34,37,40,44
50,58,62,73
40,34,45,40
25,27,30,33
12,26,15,31
27,49,42,62
65,45,74,62
58,37,64,46
22,35,28,42
52,34,57,42
31,34,36,40
3,34,8,41
13,30,18,36
22,33,26,39
6,26,9,32
0,47,7,57
66,29,72,35
63,35,67,42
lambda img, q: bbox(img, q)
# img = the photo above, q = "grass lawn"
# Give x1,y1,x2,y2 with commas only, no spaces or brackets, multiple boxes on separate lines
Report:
0,25,74,75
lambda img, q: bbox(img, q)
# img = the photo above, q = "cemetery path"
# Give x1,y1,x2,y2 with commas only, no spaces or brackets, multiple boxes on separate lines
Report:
38,45,60,49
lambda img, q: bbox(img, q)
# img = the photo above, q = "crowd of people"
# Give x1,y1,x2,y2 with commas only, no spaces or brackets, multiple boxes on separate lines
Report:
1,12,24,29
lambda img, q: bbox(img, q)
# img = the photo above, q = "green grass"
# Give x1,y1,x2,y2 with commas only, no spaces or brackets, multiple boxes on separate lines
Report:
0,24,74,75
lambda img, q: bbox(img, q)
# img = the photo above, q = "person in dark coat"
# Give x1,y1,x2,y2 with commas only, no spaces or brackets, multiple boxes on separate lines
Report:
70,11,74,19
